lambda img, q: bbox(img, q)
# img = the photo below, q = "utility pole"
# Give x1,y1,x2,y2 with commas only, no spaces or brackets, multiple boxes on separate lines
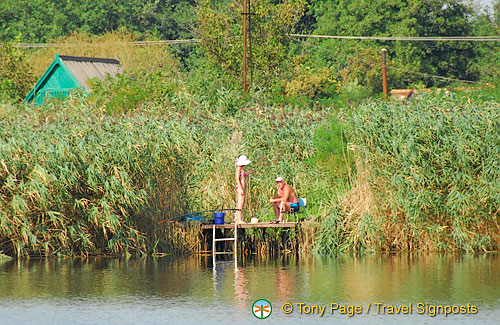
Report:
243,0,248,93
381,48,388,99
248,0,253,87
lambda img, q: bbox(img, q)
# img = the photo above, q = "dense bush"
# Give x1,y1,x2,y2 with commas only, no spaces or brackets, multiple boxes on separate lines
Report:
0,43,36,102
0,0,196,43
0,100,192,257
25,30,181,79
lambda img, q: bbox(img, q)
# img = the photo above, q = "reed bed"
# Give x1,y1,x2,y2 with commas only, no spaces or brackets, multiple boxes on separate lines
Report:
0,100,194,257
0,95,337,257
4,87,493,257
332,93,500,252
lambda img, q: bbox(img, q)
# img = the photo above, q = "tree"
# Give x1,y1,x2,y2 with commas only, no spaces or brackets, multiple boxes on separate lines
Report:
195,0,307,88
469,0,500,82
0,0,65,42
0,43,36,102
308,0,478,89
0,0,197,43
495,0,500,27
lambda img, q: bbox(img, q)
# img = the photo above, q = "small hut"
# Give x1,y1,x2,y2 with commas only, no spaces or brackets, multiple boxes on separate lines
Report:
25,54,121,105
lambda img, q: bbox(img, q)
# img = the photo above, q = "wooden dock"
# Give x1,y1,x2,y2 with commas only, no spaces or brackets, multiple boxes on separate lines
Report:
201,222,297,230
202,222,298,267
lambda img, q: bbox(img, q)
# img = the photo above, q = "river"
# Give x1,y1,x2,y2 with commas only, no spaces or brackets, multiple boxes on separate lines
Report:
0,253,499,324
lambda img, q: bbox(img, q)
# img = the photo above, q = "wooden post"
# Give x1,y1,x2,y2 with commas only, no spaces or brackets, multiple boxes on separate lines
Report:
248,0,253,87
381,48,388,99
243,0,248,93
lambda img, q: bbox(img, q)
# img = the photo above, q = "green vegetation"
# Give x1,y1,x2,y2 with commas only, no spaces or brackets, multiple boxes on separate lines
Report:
3,0,499,104
309,0,480,89
0,43,36,102
315,91,500,254
3,86,498,257
0,1,499,257
197,0,307,89
0,93,341,257
0,0,196,43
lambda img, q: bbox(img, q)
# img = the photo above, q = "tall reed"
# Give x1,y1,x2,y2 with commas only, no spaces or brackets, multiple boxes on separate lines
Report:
328,92,500,252
0,92,338,257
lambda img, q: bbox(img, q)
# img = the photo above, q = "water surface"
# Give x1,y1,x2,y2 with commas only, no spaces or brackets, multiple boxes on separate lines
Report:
0,253,498,324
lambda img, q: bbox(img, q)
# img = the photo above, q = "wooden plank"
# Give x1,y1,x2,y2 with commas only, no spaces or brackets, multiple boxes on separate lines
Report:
201,222,297,230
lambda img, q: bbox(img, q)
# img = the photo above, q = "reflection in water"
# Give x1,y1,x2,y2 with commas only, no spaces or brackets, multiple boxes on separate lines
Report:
276,267,292,301
234,267,249,307
0,253,499,323
274,256,294,302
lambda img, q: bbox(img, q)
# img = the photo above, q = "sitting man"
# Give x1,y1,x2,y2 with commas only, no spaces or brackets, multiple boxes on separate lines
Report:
269,177,299,223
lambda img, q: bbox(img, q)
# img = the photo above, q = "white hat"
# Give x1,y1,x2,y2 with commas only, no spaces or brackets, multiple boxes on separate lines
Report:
236,155,251,166
276,176,284,182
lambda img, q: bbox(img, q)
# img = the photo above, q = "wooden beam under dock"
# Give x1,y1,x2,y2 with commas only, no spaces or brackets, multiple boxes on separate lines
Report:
201,222,297,230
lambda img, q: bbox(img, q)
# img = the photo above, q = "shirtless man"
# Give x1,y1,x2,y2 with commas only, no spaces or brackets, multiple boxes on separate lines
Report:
269,177,299,223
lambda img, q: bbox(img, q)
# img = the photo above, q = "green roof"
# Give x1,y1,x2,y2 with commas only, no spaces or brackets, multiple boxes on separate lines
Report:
25,54,121,105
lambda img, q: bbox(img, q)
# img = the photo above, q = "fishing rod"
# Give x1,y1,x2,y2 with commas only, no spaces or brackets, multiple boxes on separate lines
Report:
157,208,242,224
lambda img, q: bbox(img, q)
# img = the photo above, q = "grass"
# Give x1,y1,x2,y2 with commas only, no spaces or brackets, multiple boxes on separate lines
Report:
319,91,500,253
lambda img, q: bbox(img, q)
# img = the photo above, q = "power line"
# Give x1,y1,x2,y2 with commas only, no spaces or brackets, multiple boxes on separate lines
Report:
10,39,201,48
9,34,500,49
299,38,485,85
290,34,500,42
388,66,485,84
7,34,493,85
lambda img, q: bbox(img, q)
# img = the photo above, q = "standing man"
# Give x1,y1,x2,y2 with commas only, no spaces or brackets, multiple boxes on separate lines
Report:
269,177,299,223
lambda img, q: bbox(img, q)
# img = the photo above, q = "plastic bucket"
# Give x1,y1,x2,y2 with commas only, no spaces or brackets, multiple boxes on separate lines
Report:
214,212,225,225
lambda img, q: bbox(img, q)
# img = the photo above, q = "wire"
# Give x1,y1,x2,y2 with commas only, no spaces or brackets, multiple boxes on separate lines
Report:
7,33,500,49
10,33,492,84
10,39,201,48
295,37,486,85
289,34,500,42
9,34,500,49
388,66,486,84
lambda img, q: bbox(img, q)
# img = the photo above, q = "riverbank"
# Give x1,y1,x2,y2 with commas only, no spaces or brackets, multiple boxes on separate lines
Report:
1,90,499,258
0,96,339,257
315,91,500,254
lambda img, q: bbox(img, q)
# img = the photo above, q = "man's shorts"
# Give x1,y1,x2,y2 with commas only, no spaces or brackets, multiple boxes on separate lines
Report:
289,203,300,213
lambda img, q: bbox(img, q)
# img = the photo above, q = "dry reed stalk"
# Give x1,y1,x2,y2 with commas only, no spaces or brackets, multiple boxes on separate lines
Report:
298,220,320,253
338,150,381,251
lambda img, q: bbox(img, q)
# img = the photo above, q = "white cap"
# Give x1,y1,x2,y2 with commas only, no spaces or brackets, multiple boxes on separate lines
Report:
236,155,251,166
276,177,284,182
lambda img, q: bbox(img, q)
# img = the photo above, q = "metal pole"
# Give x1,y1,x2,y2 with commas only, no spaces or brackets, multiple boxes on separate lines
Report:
381,48,388,99
243,0,248,93
212,224,216,270
234,223,237,270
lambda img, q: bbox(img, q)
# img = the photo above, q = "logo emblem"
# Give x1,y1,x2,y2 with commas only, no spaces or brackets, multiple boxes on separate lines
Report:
252,299,272,319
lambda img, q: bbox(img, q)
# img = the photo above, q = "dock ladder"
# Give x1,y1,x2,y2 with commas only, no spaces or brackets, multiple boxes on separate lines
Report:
212,223,238,270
